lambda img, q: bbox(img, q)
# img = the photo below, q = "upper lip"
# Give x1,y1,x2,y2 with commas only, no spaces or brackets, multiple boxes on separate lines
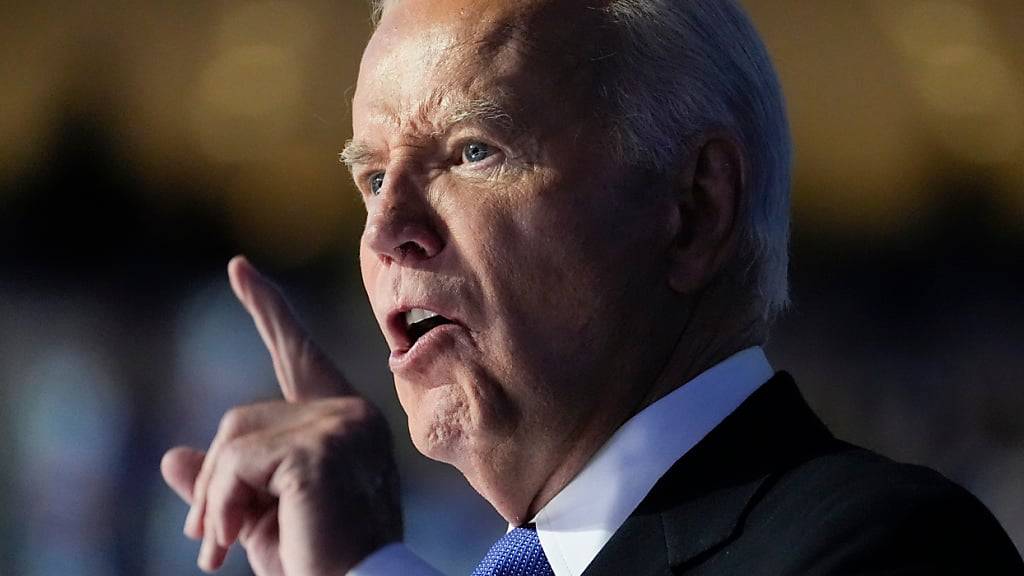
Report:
385,302,465,352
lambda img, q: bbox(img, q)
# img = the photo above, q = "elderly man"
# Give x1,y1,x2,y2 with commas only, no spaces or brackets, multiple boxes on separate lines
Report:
161,0,1023,574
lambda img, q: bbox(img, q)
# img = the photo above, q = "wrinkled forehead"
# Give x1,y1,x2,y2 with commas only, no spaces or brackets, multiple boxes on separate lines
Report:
361,2,520,88
354,0,606,123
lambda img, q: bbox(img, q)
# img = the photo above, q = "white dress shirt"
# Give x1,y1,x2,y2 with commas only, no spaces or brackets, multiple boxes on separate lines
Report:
350,346,774,576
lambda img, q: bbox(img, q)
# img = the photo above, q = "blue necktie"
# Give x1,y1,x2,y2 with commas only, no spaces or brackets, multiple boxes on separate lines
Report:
471,525,555,576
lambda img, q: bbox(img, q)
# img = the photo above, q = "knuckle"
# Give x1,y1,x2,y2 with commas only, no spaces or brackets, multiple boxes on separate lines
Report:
318,398,392,447
298,426,346,475
275,451,316,494
319,410,352,435
218,438,245,468
217,407,247,438
329,396,375,422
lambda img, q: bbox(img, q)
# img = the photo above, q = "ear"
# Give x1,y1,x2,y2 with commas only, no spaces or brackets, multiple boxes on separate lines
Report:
667,135,745,295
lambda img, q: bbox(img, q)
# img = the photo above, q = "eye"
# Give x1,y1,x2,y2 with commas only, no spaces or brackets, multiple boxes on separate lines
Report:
462,142,493,163
369,172,385,195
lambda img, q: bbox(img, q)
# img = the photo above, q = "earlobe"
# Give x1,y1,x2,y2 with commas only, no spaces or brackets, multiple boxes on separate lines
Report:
666,135,745,295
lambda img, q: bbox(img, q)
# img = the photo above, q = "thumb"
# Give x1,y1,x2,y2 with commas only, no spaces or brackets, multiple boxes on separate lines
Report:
228,255,354,402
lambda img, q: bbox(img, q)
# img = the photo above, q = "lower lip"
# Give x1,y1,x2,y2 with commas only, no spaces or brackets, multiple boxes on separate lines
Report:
389,323,464,374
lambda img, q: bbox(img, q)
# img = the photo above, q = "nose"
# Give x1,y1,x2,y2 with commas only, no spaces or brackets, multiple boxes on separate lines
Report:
362,172,444,265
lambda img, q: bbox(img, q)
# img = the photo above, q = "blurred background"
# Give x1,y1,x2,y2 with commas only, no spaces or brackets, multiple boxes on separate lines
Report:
1,0,1021,573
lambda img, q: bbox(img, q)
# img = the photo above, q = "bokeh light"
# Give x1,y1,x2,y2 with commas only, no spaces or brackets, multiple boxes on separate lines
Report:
870,0,1024,165
192,44,305,163
2,2,1022,574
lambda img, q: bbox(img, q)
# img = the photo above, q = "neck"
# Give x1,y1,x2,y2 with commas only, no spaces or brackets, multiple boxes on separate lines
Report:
486,288,764,524
637,287,764,415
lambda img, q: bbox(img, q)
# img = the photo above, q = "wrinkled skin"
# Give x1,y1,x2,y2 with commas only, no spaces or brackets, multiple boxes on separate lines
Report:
161,257,402,575
161,0,747,573
351,0,686,523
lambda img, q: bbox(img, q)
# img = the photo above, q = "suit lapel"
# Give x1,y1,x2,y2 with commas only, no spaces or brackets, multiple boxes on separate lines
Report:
581,372,836,575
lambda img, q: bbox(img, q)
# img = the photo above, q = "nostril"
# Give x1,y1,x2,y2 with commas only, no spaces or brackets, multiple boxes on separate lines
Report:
397,241,427,261
365,212,443,263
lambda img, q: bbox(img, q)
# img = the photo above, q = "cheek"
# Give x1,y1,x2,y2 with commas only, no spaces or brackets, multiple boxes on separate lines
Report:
483,202,596,318
472,187,654,376
359,241,384,309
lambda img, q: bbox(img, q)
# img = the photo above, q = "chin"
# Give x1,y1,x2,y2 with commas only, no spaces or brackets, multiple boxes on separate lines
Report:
398,360,520,470
400,382,472,464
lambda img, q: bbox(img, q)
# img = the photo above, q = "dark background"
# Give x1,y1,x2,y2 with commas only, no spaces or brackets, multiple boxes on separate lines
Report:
1,1,1021,574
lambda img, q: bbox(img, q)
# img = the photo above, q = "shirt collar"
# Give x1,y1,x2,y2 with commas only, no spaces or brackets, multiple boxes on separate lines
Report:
527,346,774,576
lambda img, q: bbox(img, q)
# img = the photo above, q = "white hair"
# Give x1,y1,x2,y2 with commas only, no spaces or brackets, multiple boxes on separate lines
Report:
597,0,792,324
367,0,792,324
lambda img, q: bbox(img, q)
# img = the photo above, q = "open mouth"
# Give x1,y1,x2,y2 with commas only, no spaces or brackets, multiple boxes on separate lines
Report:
404,308,456,345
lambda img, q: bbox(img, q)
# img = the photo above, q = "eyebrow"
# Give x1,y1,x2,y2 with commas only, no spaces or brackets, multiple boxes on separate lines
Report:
339,140,380,170
445,98,516,133
339,97,519,171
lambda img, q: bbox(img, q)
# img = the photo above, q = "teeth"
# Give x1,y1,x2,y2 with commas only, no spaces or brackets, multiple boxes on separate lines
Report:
405,308,440,326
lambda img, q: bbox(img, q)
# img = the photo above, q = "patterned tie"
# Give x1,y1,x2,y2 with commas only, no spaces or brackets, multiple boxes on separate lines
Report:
471,525,555,576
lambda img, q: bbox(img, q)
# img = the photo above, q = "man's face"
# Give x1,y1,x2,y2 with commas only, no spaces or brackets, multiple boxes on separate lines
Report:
349,0,678,486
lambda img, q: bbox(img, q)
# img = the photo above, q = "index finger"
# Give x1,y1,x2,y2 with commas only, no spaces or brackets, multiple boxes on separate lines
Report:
228,255,354,402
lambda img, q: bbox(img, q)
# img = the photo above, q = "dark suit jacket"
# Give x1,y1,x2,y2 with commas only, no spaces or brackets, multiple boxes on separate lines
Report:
582,372,1023,575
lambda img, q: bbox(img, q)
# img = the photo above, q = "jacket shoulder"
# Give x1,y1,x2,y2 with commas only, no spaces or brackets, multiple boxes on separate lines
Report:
737,443,1024,574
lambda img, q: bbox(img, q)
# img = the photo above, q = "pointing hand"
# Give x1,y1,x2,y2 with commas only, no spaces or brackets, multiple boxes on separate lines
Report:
161,256,402,575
